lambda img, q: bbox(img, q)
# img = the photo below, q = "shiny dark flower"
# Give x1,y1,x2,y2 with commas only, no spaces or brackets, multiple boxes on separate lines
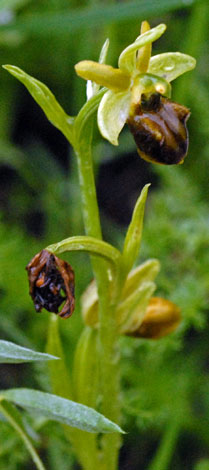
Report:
127,92,190,165
26,250,75,319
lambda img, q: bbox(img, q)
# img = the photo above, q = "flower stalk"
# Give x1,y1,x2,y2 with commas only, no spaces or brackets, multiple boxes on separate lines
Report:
73,110,122,470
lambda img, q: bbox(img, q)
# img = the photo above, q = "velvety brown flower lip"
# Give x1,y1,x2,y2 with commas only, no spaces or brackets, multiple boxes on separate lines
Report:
26,249,75,319
127,92,190,165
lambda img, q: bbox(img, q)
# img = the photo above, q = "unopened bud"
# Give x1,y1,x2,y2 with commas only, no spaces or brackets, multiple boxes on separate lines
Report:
127,297,181,339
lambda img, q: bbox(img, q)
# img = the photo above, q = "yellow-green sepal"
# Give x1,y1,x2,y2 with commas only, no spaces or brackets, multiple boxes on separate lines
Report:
118,24,166,74
117,281,156,334
148,52,196,82
121,259,160,299
98,89,131,145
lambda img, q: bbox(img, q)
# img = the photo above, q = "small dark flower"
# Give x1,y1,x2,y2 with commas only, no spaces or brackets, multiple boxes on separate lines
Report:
26,250,75,319
127,92,190,165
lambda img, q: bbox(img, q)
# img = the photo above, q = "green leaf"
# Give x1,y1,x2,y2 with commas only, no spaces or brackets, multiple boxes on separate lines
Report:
0,340,59,363
97,89,131,145
122,184,150,275
148,52,196,82
118,24,166,74
2,65,74,144
1,389,124,434
0,399,46,470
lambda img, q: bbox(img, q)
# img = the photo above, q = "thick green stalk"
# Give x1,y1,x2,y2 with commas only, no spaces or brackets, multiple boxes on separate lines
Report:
74,116,121,470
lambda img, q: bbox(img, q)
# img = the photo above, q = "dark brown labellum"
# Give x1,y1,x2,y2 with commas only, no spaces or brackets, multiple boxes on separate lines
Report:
127,92,190,165
26,250,75,319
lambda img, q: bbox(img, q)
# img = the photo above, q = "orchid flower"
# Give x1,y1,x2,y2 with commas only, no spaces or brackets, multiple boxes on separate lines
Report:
75,21,196,164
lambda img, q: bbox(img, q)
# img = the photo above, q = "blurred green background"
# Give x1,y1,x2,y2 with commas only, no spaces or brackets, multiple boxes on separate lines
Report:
0,0,209,469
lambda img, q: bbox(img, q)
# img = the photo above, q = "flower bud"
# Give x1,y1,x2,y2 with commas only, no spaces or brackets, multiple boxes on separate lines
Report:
127,297,181,339
26,249,75,319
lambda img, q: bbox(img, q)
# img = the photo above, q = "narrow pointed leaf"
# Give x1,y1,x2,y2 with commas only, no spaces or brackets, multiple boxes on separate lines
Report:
118,24,166,74
148,52,196,82
3,65,75,144
0,340,58,363
98,89,131,145
1,389,124,434
122,184,150,274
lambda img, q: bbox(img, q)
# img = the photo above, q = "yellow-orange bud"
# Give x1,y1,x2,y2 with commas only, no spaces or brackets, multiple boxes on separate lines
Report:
127,297,181,339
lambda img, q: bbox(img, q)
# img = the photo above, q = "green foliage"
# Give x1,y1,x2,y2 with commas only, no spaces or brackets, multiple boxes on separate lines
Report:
0,0,208,469
0,340,58,363
1,388,124,433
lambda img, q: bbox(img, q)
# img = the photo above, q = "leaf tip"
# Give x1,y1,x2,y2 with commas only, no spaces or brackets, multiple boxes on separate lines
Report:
2,64,23,79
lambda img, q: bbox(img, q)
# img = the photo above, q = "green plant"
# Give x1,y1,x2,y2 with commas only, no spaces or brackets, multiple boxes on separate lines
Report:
0,20,196,470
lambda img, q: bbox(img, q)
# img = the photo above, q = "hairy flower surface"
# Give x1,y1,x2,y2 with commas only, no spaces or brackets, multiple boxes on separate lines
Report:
75,21,196,164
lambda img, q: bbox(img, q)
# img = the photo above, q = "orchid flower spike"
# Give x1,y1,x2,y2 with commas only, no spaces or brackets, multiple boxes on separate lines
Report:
75,21,196,165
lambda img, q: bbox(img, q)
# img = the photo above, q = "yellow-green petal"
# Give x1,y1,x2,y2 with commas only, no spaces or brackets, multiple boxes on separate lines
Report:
98,89,131,145
148,52,196,82
75,60,130,92
118,24,166,74
136,21,152,73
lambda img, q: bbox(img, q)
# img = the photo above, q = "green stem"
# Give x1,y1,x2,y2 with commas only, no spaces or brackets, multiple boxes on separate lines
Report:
47,235,121,268
148,417,181,470
0,400,46,470
73,103,121,470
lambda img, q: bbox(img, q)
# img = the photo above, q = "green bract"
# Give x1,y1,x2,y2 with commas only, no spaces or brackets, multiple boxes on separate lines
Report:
75,21,196,146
